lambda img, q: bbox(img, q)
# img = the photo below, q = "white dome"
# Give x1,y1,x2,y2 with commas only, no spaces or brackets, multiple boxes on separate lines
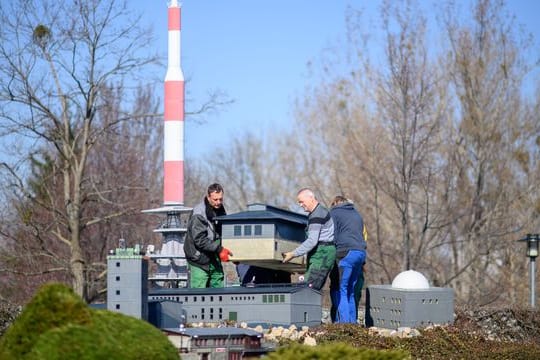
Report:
391,270,430,289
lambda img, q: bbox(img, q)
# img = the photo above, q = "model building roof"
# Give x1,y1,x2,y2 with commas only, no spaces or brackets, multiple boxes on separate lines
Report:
215,203,307,225
149,283,319,297
163,327,263,337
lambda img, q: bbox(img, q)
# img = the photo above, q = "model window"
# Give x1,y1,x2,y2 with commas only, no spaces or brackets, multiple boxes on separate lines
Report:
274,295,279,302
234,225,241,236
116,262,120,267
116,290,120,295
244,225,252,236
262,295,267,303
254,225,262,236
115,276,120,281
280,294,285,302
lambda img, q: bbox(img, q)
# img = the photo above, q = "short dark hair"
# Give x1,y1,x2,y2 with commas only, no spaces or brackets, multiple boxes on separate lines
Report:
331,195,349,207
207,183,224,195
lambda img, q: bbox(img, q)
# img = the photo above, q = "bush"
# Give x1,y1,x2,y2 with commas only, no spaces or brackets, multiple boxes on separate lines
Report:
0,283,178,360
264,342,410,360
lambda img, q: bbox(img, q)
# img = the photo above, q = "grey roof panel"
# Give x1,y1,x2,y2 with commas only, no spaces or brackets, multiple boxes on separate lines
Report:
215,203,307,225
164,327,263,337
148,283,319,297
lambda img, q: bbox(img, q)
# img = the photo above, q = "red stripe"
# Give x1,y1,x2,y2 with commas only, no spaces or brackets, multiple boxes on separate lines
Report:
164,160,184,204
168,8,181,31
164,81,184,120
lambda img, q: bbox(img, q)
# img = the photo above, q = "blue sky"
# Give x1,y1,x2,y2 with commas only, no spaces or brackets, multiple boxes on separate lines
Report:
135,1,540,159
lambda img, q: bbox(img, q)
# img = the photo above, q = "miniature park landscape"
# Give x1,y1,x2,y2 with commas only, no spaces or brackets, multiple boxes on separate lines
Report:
1,283,540,359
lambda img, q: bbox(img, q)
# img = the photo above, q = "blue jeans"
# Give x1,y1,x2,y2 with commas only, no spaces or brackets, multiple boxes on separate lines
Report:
331,250,366,323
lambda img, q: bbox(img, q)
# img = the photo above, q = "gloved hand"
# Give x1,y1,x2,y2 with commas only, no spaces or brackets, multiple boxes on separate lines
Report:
219,247,233,262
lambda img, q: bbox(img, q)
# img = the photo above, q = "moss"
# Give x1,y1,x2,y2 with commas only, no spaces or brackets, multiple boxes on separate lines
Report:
310,323,540,359
0,283,178,360
0,283,92,359
265,342,410,360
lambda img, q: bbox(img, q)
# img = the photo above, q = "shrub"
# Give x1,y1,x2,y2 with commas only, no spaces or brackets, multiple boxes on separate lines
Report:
0,283,178,360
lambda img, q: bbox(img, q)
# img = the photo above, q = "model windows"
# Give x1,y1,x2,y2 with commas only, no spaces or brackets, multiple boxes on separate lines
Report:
232,224,264,237
234,225,242,236
263,294,286,303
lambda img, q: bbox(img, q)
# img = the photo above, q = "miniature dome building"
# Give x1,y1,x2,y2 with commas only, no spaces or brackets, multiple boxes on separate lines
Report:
391,270,430,289
366,270,454,329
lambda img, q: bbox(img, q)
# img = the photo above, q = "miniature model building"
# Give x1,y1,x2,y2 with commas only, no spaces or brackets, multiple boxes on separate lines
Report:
365,270,454,329
106,245,324,329
218,203,308,272
149,284,322,328
107,245,149,320
163,327,273,359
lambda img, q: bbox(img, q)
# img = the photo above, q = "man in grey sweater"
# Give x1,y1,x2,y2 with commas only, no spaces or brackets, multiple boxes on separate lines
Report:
282,188,336,290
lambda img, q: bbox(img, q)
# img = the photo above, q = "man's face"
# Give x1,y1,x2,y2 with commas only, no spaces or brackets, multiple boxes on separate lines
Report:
207,191,224,209
297,192,316,213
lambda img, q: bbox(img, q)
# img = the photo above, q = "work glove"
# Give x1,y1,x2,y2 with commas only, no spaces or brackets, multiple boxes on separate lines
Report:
219,247,233,262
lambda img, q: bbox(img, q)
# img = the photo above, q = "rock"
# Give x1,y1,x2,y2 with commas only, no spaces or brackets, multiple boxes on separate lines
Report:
303,335,317,346
254,325,264,333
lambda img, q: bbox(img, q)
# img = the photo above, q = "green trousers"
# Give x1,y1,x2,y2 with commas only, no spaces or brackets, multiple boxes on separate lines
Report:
189,261,224,288
305,244,336,290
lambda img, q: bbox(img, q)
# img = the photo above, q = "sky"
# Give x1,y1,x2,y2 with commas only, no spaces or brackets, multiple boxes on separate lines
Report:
134,0,540,159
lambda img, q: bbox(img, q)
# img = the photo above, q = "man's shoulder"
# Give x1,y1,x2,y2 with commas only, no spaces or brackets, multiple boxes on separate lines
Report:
309,204,331,223
312,204,330,216
192,201,206,217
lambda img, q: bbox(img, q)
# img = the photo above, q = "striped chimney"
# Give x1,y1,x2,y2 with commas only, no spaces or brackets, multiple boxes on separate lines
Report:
163,0,184,205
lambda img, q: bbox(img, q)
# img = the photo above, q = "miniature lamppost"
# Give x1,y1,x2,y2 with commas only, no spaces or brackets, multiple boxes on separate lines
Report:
517,234,539,307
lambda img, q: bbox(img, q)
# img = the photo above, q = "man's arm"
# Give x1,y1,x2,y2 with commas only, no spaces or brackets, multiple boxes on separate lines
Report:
282,222,322,263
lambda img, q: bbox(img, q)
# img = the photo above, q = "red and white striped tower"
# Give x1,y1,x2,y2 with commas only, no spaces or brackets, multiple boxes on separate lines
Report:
143,1,190,287
163,0,184,205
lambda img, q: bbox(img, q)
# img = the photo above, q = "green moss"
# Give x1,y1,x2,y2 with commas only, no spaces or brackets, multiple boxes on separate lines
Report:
265,342,410,360
0,283,178,360
28,311,178,360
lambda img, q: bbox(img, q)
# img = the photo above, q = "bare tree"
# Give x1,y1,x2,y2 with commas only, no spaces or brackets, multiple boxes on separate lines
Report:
441,0,540,305
0,0,160,300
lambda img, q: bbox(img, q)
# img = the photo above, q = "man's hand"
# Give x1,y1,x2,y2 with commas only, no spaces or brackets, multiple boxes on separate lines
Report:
219,248,233,262
282,251,295,263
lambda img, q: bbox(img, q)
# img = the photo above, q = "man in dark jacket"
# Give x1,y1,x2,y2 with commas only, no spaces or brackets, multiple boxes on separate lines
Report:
184,183,232,288
329,195,367,323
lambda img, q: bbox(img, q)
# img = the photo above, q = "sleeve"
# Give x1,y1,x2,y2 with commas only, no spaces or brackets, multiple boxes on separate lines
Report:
293,221,322,257
189,214,221,253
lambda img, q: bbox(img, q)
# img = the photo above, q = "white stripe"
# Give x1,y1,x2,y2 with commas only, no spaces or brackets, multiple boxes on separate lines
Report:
164,121,184,161
166,31,184,81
